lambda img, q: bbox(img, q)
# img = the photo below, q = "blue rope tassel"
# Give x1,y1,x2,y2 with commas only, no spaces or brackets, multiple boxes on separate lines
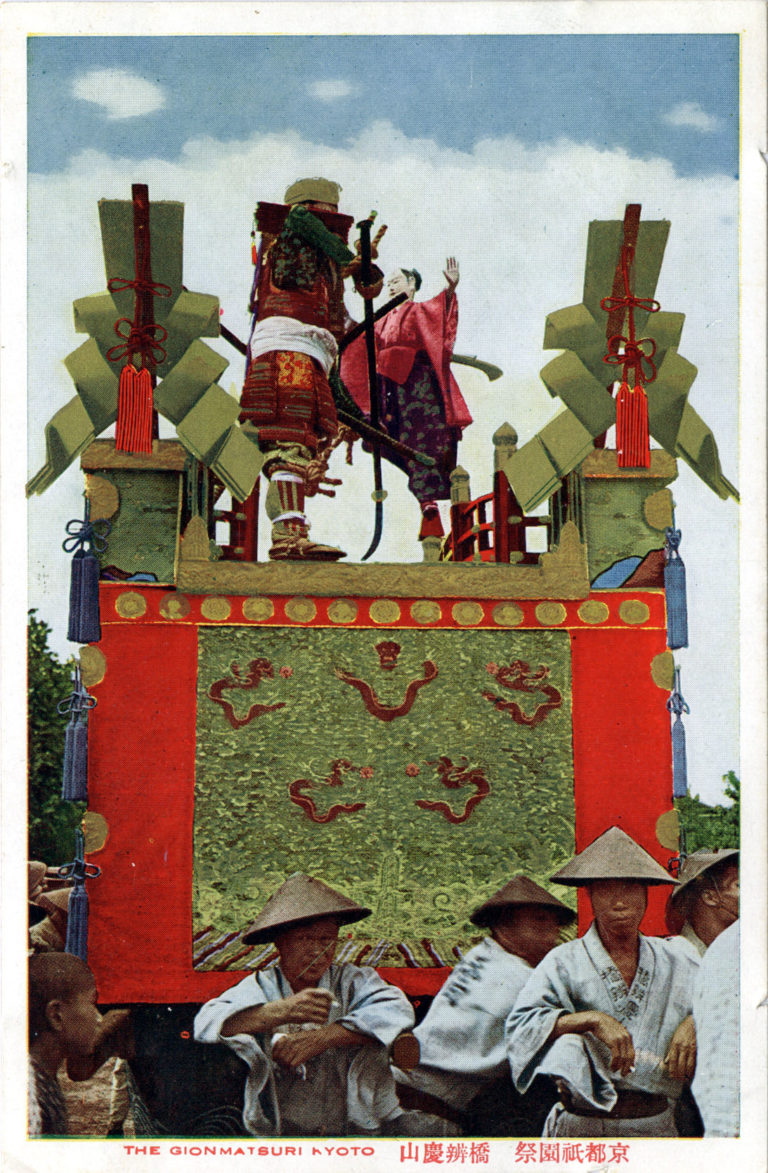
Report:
58,667,96,802
664,526,688,650
63,501,111,645
58,828,101,962
666,666,690,798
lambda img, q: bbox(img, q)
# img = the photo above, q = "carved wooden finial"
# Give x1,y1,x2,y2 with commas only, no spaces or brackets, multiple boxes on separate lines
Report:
492,423,518,471
450,466,471,505
420,534,442,563
179,515,211,562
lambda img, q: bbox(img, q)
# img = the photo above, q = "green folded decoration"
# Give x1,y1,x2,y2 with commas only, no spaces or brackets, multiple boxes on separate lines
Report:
544,304,686,389
154,292,223,380
646,350,698,453
582,219,670,330
209,425,264,503
74,287,221,382
30,191,249,496
27,397,95,496
63,339,120,435
502,435,562,514
73,292,121,344
536,211,738,503
537,409,596,478
675,405,739,501
175,383,242,465
153,340,230,425
543,302,603,355
164,289,220,339
540,352,616,435
98,198,184,322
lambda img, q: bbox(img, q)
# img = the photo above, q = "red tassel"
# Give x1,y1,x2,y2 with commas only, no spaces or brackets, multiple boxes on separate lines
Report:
616,382,650,468
115,364,153,454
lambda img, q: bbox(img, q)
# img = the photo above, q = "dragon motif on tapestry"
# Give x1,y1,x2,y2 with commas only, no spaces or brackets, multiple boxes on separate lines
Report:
208,658,287,729
414,755,490,824
288,758,368,824
334,645,439,721
481,660,562,727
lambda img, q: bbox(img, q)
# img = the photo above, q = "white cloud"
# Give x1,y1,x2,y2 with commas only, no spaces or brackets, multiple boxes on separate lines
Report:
307,79,355,102
662,101,719,134
27,123,740,801
71,69,166,120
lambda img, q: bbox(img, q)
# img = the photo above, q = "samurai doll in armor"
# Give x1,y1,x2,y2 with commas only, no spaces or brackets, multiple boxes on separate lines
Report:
237,177,381,561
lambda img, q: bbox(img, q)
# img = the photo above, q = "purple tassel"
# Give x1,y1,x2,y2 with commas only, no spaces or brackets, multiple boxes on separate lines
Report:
671,714,688,798
62,712,76,799
666,667,690,798
69,718,89,802
59,828,101,963
64,502,110,645
65,882,89,962
664,527,688,650
59,669,96,802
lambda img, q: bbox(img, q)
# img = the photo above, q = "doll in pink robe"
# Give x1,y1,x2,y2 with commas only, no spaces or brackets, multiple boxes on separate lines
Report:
341,260,472,544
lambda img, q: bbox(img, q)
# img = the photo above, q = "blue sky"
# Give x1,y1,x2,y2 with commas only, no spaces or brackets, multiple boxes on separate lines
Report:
28,35,739,177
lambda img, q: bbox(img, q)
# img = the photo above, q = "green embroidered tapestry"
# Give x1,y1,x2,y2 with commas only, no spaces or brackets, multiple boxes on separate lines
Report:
193,626,576,969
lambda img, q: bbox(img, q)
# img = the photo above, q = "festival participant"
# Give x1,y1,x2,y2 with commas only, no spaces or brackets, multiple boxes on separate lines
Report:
238,177,381,562
665,848,739,958
28,953,129,1137
340,261,472,549
506,826,699,1137
392,875,575,1135
194,873,418,1137
690,919,739,1136
664,847,739,1135
28,860,49,930
29,886,71,953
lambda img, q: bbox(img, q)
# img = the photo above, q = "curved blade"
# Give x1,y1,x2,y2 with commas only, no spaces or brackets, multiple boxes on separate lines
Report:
361,498,384,561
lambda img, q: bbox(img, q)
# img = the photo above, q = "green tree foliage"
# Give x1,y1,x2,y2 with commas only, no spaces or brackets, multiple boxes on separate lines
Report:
675,772,740,854
28,611,83,862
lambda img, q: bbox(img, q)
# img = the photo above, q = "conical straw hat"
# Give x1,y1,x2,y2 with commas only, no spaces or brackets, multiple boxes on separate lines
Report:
470,874,576,928
665,848,739,933
552,826,677,887
243,873,371,944
36,886,72,915
28,861,47,898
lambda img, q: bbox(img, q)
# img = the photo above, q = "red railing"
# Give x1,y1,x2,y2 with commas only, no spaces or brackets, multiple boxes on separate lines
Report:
447,470,551,564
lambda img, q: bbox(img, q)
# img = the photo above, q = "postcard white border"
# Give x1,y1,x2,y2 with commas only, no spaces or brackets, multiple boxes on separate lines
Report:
2,4,765,1172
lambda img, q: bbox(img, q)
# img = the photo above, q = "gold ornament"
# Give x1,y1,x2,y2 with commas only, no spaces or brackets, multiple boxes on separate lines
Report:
619,600,650,625
369,599,401,625
328,599,359,624
159,593,191,620
242,597,275,622
115,591,147,619
535,602,567,626
284,597,317,623
410,600,442,625
578,600,609,625
200,597,232,621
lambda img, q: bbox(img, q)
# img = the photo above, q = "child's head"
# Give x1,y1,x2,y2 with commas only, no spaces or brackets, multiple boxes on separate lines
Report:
28,953,102,1058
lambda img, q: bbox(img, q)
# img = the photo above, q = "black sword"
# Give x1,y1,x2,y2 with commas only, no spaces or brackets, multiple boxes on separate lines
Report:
357,216,386,561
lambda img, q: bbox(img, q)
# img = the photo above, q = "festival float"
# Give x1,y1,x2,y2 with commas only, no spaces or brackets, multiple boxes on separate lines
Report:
28,187,738,1133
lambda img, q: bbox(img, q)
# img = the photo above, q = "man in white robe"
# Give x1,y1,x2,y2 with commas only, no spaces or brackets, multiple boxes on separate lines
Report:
194,873,415,1136
506,826,699,1137
691,919,739,1136
664,847,739,1135
392,875,575,1134
665,848,739,960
